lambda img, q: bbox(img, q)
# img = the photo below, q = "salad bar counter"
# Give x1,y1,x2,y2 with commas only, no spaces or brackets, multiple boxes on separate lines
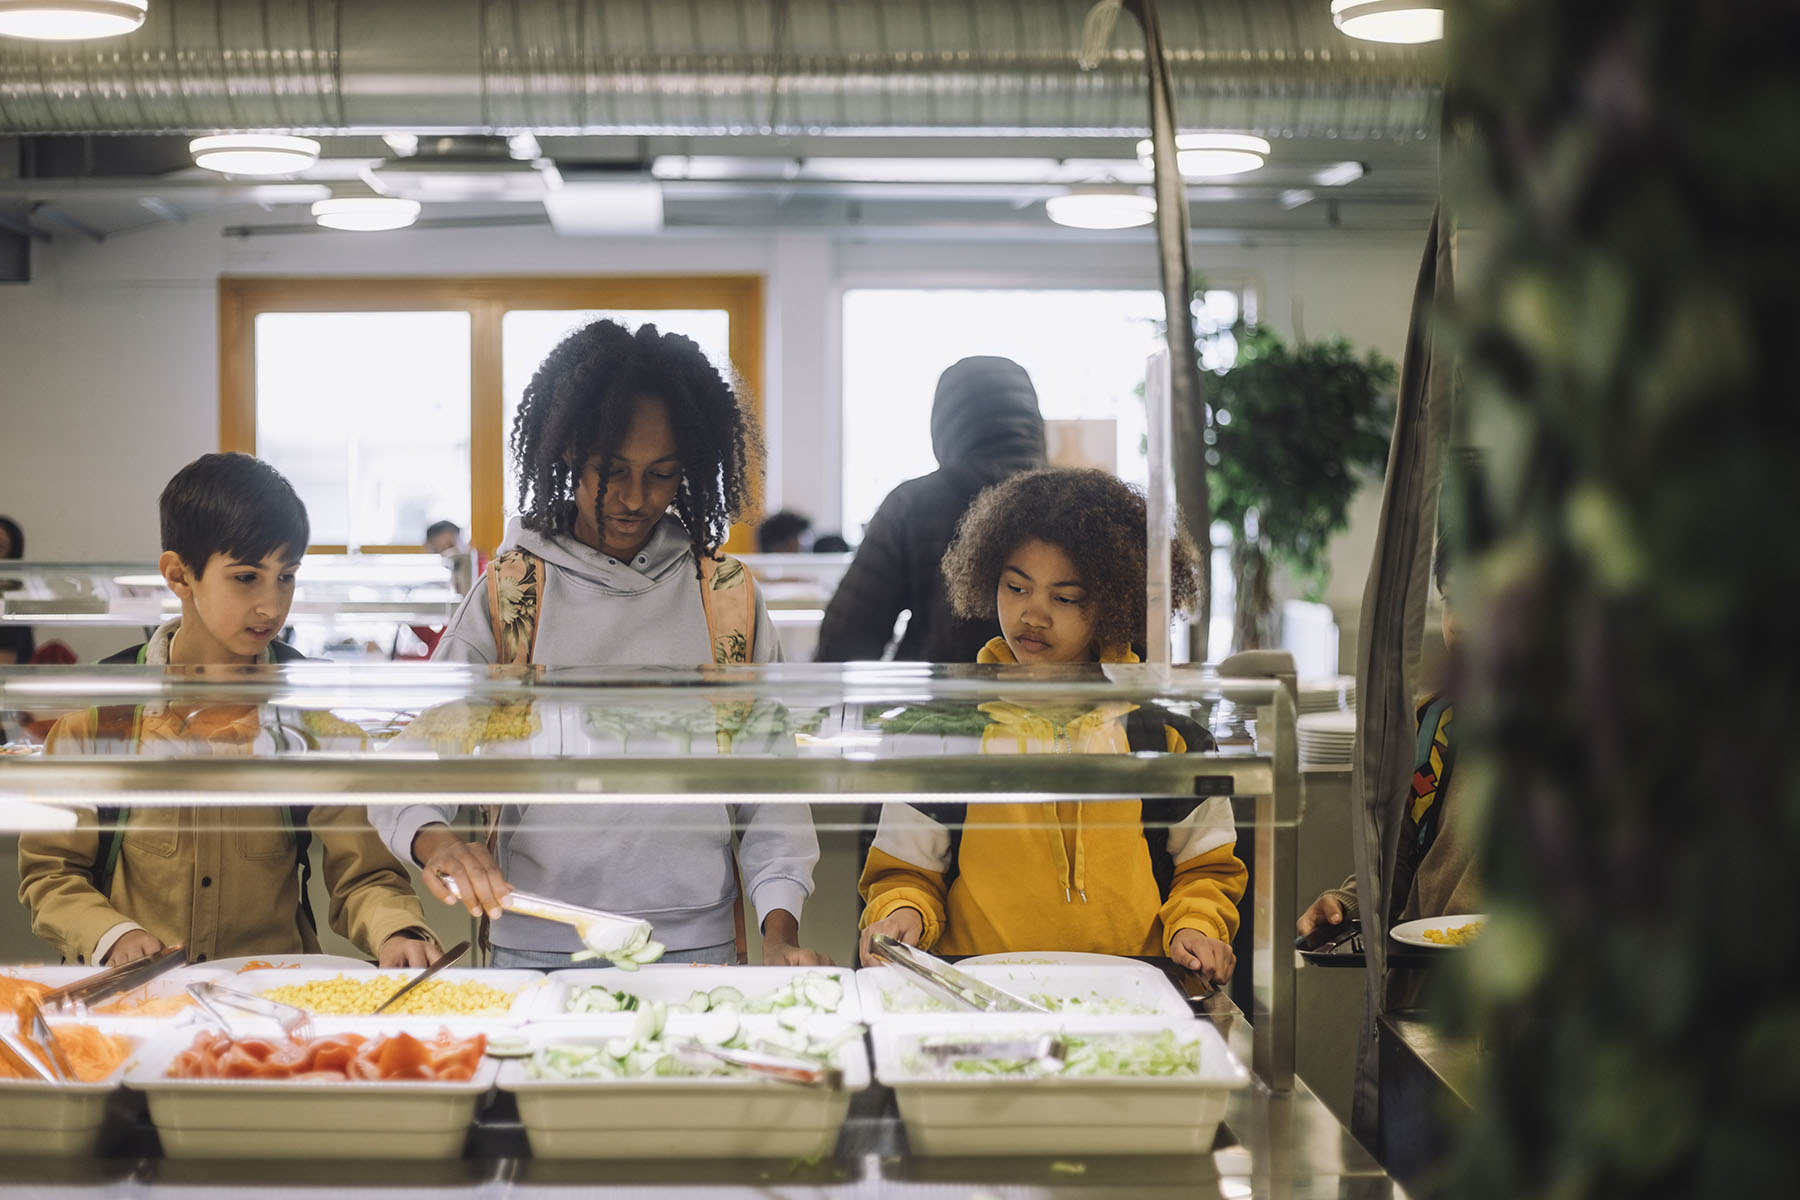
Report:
2,965,1398,1198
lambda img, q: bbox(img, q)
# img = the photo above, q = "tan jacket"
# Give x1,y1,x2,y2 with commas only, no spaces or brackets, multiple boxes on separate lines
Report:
17,704,434,965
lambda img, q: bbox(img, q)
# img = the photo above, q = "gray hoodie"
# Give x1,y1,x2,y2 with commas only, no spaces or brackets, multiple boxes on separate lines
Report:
372,515,816,954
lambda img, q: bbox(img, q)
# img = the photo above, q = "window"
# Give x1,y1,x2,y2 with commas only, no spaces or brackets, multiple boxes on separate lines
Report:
220,277,763,553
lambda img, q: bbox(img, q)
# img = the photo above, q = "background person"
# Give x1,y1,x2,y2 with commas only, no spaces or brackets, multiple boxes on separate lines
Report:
0,516,34,665
816,356,1046,663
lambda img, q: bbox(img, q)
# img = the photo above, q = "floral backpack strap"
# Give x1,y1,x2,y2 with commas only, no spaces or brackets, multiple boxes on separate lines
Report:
697,553,756,666
484,550,544,667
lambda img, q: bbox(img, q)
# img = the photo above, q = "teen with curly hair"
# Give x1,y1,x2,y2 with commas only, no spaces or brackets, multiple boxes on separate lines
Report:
857,468,1245,981
374,319,827,969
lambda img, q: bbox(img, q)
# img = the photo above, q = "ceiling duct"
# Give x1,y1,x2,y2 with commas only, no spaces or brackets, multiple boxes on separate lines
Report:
0,0,1440,140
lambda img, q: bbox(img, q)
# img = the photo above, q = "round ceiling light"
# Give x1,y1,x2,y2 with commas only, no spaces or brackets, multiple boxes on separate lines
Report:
0,0,147,40
189,134,321,177
1135,134,1272,179
310,196,422,232
1045,187,1156,231
1329,0,1443,44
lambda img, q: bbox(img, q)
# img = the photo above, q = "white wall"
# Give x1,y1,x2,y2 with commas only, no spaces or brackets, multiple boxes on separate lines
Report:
0,214,1427,665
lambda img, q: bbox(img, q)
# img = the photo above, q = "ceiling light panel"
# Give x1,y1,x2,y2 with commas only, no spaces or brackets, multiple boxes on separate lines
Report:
1045,188,1156,230
311,197,421,232
1136,134,1272,179
1329,0,1443,44
189,135,321,177
0,0,146,41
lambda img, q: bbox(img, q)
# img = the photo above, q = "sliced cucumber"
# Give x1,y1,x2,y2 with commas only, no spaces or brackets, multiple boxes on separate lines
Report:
631,1001,668,1041
620,993,640,1011
803,975,845,1010
691,1010,741,1046
706,985,745,1008
777,1005,811,1032
603,1037,636,1060
634,939,666,965
485,1034,532,1059
685,990,712,1014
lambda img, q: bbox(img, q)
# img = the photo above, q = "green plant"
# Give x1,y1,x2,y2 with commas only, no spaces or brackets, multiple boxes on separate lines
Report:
1205,324,1395,649
1437,1,1800,1197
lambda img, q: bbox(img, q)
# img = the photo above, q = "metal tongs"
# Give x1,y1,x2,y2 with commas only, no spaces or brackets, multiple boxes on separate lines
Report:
918,1033,1069,1073
39,943,187,1016
673,1041,845,1090
867,933,1049,1014
0,1001,78,1082
440,878,652,956
186,980,314,1040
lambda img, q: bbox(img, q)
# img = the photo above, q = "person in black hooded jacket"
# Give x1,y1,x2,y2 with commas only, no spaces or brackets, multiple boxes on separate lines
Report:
816,356,1046,663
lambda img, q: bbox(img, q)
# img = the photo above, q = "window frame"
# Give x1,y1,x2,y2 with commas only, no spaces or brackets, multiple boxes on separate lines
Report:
218,275,765,555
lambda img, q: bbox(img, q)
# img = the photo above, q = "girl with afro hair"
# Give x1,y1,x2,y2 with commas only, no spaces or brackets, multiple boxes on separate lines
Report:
374,319,827,970
857,468,1245,981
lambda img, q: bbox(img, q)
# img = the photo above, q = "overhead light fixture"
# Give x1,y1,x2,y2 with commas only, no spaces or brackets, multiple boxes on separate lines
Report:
311,195,421,232
0,0,146,40
1312,160,1367,188
1279,189,1317,210
1135,133,1272,179
1045,186,1156,230
1329,0,1443,44
364,134,559,202
189,134,321,177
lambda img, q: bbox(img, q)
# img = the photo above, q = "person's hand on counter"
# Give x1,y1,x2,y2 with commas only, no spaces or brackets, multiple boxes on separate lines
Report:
857,906,924,967
377,931,439,968
760,910,833,966
104,929,166,965
1170,927,1236,984
414,824,512,919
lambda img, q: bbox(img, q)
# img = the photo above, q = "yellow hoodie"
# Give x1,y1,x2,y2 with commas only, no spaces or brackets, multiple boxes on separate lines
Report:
857,638,1247,957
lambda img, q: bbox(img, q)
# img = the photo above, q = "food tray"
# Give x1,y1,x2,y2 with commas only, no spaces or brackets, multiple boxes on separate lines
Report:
1,963,230,1028
871,1015,1249,1156
230,967,542,1029
526,964,861,1023
498,1016,869,1159
0,1028,142,1156
124,1027,497,1159
857,963,1191,1019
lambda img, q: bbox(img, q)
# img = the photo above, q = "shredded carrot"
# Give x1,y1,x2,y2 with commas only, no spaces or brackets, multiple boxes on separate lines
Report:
0,974,133,1082
91,991,194,1018
234,960,299,973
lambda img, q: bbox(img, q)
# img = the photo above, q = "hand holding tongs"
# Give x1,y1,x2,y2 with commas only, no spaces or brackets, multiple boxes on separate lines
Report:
39,944,186,1016
867,933,1049,1014
673,1041,846,1090
439,878,652,955
186,980,314,1040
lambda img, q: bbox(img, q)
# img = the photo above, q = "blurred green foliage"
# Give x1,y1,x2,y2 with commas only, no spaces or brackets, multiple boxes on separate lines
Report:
1438,0,1800,1197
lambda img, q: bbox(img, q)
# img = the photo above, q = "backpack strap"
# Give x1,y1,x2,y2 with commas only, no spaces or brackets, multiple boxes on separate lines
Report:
697,554,756,665
484,550,544,666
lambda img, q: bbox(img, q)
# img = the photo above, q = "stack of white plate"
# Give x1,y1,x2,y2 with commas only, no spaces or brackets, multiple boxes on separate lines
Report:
1298,675,1357,714
1296,710,1358,767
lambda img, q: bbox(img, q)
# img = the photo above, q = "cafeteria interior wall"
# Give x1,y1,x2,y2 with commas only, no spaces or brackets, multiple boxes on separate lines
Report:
1,215,1427,671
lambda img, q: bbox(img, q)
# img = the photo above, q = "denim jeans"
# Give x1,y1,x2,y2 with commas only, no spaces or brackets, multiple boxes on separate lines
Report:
488,939,737,971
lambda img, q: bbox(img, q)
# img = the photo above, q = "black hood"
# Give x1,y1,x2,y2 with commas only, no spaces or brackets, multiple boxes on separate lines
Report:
928,357,1046,472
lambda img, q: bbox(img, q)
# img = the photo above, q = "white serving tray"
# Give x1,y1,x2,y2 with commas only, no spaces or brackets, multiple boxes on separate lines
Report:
1,963,230,1030
857,962,1191,1020
230,967,543,1030
0,1025,142,1156
526,963,861,1023
498,1016,868,1160
124,1026,497,1159
871,1015,1249,1156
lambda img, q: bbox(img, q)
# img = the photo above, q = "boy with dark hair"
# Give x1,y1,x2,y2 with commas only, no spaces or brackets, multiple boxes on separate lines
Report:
17,453,439,968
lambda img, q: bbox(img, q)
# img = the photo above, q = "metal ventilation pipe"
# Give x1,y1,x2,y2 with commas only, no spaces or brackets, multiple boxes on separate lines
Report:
0,0,1438,138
